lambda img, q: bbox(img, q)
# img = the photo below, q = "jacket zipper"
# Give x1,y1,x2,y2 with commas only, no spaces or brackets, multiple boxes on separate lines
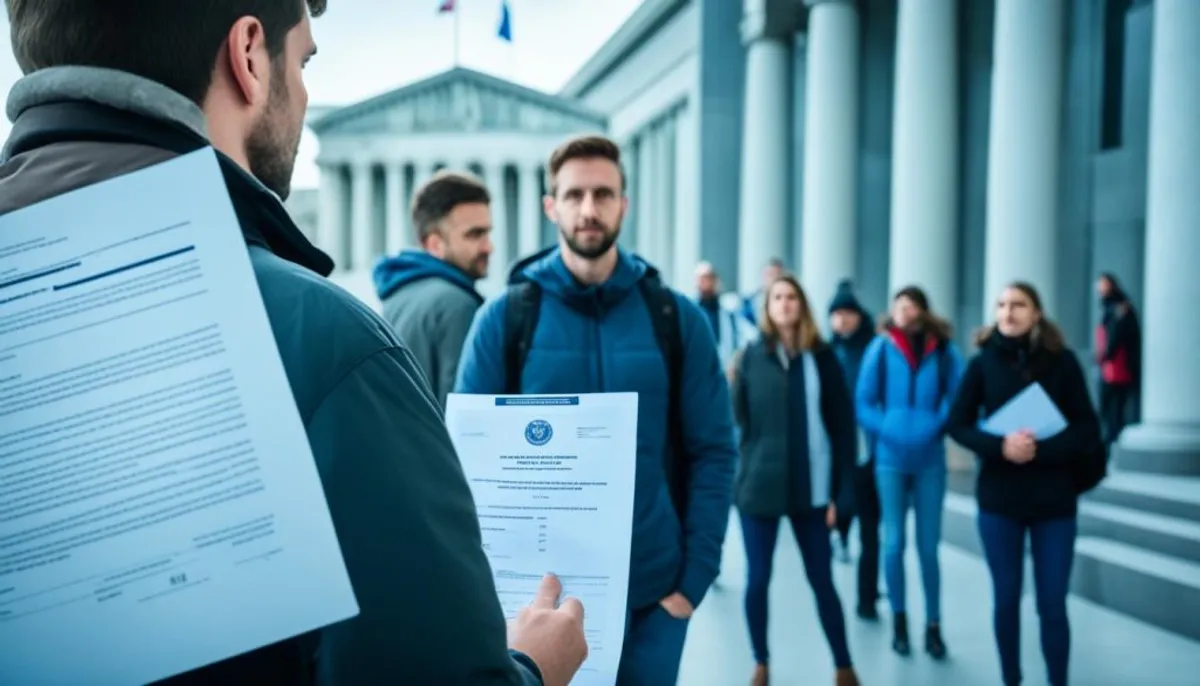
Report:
593,298,604,391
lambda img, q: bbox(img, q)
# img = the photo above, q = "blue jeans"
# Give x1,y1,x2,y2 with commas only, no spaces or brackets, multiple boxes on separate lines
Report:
740,509,852,669
978,511,1076,686
876,467,946,624
615,602,690,685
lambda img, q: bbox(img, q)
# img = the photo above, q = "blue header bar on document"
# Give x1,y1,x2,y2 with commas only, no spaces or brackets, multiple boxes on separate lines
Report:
495,396,581,406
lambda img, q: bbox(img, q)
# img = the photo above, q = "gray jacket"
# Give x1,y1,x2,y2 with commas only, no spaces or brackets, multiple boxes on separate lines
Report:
1,66,540,686
375,251,484,408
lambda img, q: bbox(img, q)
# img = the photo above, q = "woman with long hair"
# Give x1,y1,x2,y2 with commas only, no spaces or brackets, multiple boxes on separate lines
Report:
948,282,1102,686
855,285,963,659
730,274,860,686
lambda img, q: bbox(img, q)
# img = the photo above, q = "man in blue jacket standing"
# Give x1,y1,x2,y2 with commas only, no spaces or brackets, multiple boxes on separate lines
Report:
456,134,737,684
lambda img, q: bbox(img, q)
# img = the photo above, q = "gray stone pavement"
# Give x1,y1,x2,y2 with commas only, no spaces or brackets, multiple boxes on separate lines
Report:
675,511,1200,686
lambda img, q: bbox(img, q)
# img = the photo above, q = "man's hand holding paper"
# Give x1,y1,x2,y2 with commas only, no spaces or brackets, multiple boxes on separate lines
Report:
445,392,639,686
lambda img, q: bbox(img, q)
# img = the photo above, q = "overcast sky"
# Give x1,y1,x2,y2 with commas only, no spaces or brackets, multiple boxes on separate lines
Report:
0,0,644,188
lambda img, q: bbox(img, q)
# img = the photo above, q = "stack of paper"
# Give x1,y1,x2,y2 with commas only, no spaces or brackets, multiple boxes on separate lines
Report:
0,149,358,686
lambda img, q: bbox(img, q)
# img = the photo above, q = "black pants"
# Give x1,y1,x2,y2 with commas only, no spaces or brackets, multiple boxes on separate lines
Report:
854,462,881,610
1100,383,1133,446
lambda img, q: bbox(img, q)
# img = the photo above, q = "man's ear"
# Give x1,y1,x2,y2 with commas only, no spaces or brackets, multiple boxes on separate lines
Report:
223,16,272,107
423,233,446,258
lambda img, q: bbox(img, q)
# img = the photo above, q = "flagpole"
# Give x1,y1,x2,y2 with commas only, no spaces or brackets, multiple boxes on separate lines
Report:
453,4,461,67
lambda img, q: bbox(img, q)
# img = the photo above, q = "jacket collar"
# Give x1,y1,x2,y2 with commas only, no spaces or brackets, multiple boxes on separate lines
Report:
3,66,333,276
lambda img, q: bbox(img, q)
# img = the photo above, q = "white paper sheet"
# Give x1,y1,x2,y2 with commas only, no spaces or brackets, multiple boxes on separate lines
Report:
0,148,358,686
979,382,1068,439
444,393,639,686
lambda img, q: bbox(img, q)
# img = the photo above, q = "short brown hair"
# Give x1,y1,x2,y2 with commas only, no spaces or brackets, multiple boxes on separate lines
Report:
760,274,824,352
411,170,491,243
546,134,627,196
6,0,327,106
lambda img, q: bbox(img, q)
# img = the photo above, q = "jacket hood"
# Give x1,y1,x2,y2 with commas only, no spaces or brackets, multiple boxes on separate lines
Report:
2,66,333,276
508,245,652,314
373,249,482,303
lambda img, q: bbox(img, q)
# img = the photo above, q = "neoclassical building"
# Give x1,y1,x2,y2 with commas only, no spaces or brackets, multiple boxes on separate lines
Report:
560,0,1197,474
306,67,606,299
304,0,1198,639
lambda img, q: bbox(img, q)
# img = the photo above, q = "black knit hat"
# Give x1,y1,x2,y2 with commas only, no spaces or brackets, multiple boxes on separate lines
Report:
828,279,865,315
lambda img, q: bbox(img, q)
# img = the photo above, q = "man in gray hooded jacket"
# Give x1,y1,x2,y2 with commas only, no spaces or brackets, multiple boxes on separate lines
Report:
0,1,586,685
374,170,492,408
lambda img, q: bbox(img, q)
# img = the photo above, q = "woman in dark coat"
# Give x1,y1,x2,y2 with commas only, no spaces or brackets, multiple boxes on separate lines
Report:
947,281,1103,686
730,274,860,686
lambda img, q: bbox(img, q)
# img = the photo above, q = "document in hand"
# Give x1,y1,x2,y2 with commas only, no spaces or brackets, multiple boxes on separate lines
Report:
979,382,1068,440
445,393,639,686
0,148,358,685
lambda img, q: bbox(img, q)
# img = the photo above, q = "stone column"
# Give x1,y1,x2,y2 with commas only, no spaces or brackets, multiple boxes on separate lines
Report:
485,160,510,294
384,162,406,255
317,161,345,269
888,0,958,311
350,161,374,272
1118,0,1200,476
636,126,659,260
737,0,794,295
672,104,700,290
800,0,859,315
622,139,640,251
657,117,677,284
519,162,543,256
982,0,1066,314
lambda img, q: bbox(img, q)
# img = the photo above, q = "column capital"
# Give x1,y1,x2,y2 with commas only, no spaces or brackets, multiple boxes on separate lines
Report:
741,0,803,45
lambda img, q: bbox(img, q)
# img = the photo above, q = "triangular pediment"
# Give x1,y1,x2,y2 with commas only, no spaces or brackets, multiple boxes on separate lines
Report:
308,67,606,137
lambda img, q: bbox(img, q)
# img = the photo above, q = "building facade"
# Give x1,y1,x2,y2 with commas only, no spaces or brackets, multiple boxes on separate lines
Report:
306,0,1196,473
561,0,1196,473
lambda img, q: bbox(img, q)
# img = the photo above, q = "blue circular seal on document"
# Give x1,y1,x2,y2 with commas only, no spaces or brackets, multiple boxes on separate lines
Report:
524,419,553,446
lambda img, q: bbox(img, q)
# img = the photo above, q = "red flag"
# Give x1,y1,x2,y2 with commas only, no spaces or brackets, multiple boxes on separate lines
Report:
437,0,456,12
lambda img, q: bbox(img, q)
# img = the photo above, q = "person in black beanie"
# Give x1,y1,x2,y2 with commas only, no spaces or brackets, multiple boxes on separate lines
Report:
826,280,882,619
947,282,1103,686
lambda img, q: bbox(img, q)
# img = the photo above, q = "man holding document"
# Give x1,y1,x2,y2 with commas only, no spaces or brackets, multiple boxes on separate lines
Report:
0,1,586,685
947,283,1104,686
455,135,738,685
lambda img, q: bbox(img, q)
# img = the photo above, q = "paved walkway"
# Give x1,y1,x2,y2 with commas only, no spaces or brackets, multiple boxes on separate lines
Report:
676,512,1200,685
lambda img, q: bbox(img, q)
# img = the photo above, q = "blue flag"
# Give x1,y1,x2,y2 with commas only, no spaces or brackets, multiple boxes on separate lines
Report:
497,0,513,42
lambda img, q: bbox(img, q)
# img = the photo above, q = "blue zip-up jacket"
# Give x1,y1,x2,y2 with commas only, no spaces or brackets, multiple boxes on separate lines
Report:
855,328,965,473
455,247,737,611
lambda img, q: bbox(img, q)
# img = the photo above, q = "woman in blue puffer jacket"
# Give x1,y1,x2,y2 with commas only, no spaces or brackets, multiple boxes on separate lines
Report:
855,285,963,661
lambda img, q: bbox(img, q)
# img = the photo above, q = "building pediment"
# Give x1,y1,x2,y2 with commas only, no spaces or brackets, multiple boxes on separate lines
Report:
308,67,607,137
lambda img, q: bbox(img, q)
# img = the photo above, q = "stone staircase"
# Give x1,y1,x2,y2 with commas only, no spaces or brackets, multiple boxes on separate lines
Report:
941,443,1200,642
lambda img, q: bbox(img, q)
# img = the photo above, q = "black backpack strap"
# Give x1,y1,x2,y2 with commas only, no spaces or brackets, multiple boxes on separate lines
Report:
503,282,542,395
638,275,687,521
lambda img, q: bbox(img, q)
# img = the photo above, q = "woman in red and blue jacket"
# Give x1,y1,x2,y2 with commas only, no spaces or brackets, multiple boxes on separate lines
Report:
855,285,963,660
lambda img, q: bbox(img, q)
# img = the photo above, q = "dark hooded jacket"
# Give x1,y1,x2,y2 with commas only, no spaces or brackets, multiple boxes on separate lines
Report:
1,66,541,686
454,246,737,612
947,330,1103,522
373,249,484,408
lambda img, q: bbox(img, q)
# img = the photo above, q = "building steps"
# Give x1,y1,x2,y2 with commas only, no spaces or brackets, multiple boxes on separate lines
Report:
942,479,1200,641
